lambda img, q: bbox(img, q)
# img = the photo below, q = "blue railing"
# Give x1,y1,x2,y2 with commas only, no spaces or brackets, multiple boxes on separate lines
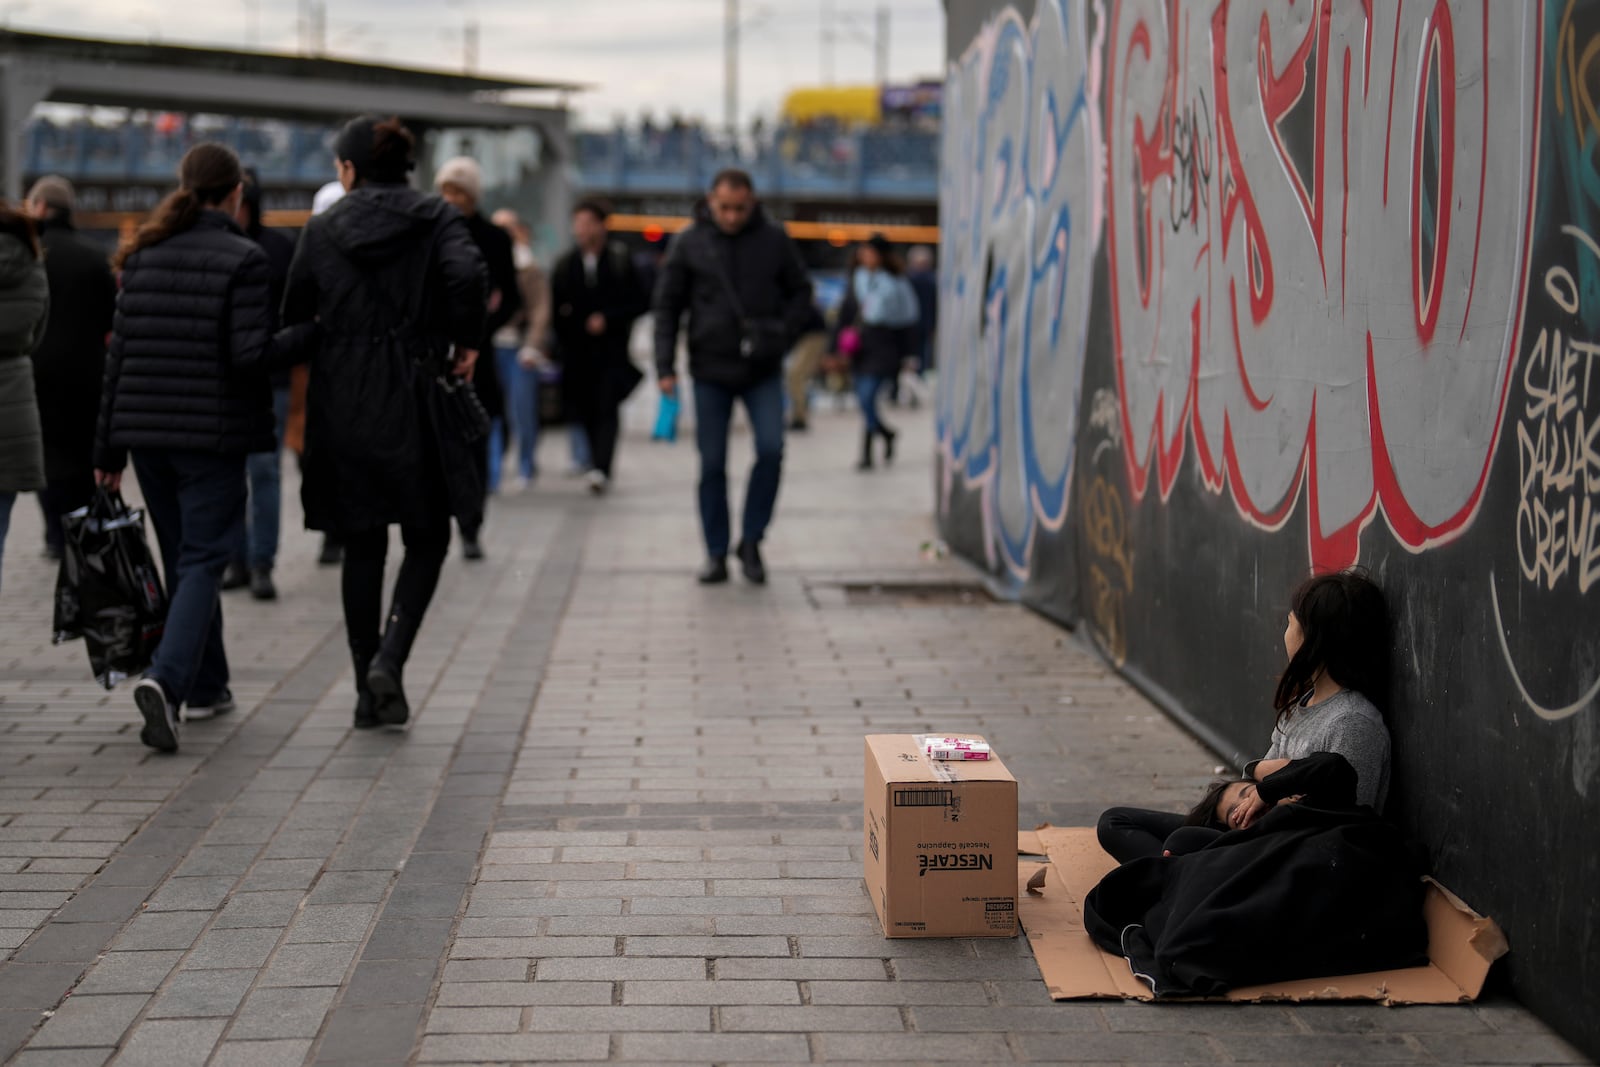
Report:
22,117,939,201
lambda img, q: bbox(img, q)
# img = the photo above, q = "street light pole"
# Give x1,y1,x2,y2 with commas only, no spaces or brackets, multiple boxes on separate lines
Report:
724,0,738,144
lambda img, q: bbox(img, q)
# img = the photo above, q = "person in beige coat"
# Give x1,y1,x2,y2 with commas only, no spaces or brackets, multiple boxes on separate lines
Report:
0,202,51,594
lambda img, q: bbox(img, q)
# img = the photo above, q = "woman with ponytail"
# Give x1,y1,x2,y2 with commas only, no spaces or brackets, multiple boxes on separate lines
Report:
94,142,316,753
280,115,487,730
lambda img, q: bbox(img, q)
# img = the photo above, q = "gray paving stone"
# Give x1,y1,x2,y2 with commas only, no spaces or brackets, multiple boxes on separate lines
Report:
312,1003,423,1064
211,1040,314,1067
911,1005,1104,1032
284,903,377,943
533,957,707,982
228,985,338,1039
141,877,234,913
0,963,86,1011
721,1004,905,1031
809,980,990,1005
613,1033,811,1062
49,887,151,924
236,858,324,892
182,927,282,970
340,959,437,1006
360,917,452,960
422,1007,522,1033
10,1049,114,1067
73,951,185,994
435,982,614,1007
716,958,889,981
146,967,255,1018
1009,1031,1224,1063
520,1005,710,1032
413,1033,610,1063
819,1032,1024,1062
439,959,529,983
623,935,789,957
29,993,149,1047
10,921,119,964
1408,1031,1590,1064
622,980,801,1005
257,942,359,987
113,912,209,952
211,890,304,929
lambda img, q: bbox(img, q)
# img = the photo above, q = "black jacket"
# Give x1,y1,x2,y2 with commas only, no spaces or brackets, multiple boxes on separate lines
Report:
551,240,648,412
462,212,521,422
281,184,487,534
94,211,309,472
32,216,114,484
652,208,813,388
1083,754,1429,997
250,224,296,388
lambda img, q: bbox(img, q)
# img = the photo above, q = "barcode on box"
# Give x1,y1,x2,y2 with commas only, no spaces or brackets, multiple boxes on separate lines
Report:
893,788,954,808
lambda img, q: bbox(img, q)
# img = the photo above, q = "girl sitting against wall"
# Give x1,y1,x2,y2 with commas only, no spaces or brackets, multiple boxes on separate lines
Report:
1096,569,1393,864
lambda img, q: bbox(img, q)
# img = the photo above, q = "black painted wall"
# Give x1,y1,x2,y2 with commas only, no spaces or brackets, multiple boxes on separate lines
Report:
939,0,1599,1055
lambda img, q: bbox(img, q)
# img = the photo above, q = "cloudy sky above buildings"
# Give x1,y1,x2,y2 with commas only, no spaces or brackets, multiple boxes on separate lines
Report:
16,1,946,128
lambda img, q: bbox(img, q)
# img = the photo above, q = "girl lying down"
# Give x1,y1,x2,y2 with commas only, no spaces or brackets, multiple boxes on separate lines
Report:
1083,753,1429,998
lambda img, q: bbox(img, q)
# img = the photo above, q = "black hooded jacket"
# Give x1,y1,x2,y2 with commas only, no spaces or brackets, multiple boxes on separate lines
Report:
94,211,312,472
32,214,115,484
652,207,813,388
281,184,487,534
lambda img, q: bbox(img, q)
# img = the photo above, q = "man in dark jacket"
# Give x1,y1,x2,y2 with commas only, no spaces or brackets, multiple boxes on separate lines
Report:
436,157,521,561
550,199,648,494
24,176,115,561
222,169,298,600
654,169,813,584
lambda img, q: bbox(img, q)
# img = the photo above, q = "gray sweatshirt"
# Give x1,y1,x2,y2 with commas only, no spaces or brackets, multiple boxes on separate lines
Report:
1245,689,1391,810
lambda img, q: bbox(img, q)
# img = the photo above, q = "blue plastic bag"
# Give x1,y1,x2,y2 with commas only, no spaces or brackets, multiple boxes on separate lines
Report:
652,390,680,442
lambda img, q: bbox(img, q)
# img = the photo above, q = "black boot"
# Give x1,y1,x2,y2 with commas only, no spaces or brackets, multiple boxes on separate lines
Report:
351,647,380,730
367,609,421,726
880,425,897,464
857,429,874,471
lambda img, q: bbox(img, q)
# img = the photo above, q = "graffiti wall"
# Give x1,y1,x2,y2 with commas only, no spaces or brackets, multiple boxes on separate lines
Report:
939,0,1599,1053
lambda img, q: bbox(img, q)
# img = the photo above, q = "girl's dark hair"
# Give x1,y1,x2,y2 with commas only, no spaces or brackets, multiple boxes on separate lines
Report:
116,142,241,268
0,202,40,259
1184,777,1250,830
335,115,416,185
1273,567,1391,725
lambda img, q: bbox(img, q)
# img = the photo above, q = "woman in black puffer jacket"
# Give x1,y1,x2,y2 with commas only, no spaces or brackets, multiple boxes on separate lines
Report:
94,143,314,753
0,202,50,595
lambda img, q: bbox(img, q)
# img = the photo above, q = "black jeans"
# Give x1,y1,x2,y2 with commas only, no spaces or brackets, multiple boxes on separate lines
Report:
340,514,451,659
1096,806,1188,864
582,405,620,478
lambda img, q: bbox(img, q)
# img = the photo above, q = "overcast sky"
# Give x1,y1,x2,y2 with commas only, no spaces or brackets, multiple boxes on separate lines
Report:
15,1,947,129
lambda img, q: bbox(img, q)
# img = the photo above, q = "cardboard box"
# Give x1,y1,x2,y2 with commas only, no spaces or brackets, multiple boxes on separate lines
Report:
864,734,1018,938
1017,825,1509,1003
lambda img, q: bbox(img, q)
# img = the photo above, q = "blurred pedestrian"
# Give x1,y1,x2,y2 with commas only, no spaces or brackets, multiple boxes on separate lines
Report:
653,169,813,584
0,202,50,595
23,177,114,563
435,157,520,560
907,244,938,384
489,207,550,489
282,116,487,729
551,199,648,495
783,302,827,432
297,178,345,568
850,235,920,471
94,143,313,752
221,168,297,601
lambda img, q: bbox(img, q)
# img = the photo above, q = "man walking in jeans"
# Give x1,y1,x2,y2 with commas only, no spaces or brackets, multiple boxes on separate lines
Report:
654,169,813,584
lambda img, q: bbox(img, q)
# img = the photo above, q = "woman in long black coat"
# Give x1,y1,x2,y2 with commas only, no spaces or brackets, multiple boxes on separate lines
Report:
281,115,487,729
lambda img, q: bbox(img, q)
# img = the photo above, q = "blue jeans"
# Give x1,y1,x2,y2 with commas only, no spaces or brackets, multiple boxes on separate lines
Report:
492,345,541,482
855,373,889,434
132,450,246,706
569,424,592,470
242,387,290,569
693,373,785,559
0,490,14,595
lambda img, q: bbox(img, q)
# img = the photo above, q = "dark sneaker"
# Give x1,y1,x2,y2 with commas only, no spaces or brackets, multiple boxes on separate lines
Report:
462,536,485,561
735,541,766,585
134,677,180,753
353,689,381,729
318,537,343,566
366,660,410,726
249,567,277,601
220,561,249,591
184,690,236,722
697,557,730,584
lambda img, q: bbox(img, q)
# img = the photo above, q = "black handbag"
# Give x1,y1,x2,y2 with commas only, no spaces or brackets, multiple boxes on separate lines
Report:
430,362,491,444
710,250,792,364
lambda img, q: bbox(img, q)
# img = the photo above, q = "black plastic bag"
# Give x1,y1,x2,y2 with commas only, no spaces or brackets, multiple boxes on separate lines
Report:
52,489,168,689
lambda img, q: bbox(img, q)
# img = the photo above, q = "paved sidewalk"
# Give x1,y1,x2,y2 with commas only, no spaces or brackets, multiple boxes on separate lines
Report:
0,400,1589,1066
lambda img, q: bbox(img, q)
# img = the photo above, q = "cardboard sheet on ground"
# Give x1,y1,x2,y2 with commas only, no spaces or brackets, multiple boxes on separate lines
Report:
1017,826,1509,1004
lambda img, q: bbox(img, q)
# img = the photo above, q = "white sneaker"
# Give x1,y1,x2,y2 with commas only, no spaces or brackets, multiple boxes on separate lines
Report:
134,678,180,753
586,470,609,495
